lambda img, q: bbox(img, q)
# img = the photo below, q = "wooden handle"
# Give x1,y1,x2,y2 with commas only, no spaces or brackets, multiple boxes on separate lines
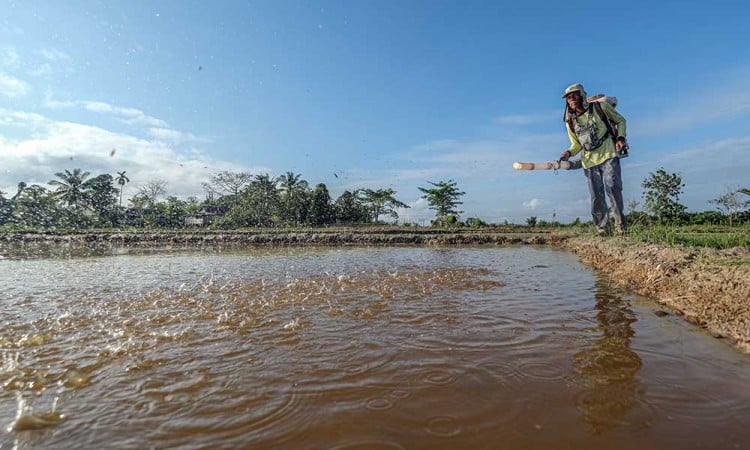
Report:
513,161,574,170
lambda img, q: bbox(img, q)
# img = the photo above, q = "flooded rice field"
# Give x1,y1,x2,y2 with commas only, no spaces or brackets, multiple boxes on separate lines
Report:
1,246,749,449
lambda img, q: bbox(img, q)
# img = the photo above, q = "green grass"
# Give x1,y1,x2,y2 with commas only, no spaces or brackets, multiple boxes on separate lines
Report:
627,224,750,249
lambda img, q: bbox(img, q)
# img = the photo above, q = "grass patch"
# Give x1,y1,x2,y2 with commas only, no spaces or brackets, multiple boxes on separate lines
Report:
628,224,750,249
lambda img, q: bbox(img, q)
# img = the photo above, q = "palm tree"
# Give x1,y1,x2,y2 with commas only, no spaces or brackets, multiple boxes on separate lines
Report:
49,168,91,209
278,172,308,196
115,171,130,207
278,171,309,225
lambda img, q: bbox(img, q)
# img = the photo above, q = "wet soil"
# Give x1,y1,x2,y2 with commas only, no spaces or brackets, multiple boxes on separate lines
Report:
2,228,748,352
560,236,750,353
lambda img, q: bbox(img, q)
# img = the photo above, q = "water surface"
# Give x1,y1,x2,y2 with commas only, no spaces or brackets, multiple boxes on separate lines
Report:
1,246,749,449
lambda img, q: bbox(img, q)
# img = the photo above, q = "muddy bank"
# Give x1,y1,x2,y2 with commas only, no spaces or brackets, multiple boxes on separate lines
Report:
0,229,563,247
561,236,750,353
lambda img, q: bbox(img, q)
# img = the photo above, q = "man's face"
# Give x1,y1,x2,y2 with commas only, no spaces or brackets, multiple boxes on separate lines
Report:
565,91,582,109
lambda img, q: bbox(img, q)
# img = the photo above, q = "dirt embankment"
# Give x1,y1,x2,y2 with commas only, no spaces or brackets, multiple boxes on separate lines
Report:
561,237,750,353
0,229,565,246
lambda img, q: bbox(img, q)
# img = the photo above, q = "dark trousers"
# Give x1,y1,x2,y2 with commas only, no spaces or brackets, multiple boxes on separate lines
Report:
584,157,626,229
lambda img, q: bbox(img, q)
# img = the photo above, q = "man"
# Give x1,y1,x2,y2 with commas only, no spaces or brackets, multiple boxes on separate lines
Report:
559,83,628,235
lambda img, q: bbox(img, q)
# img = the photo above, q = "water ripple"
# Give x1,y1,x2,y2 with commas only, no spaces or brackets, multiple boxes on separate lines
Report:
1,247,749,449
517,361,567,382
329,439,406,450
365,397,394,411
425,415,462,437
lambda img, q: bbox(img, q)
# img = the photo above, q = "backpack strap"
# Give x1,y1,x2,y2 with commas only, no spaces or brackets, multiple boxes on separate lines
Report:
591,101,618,140
564,105,576,135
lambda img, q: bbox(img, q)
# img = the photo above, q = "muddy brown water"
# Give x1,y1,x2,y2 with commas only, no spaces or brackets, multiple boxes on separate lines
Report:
1,246,749,449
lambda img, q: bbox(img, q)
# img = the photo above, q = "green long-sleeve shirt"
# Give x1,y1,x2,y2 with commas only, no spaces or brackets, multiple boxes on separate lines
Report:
565,101,627,169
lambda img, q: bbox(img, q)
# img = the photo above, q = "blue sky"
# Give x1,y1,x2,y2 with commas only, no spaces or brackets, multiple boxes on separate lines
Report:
1,0,749,224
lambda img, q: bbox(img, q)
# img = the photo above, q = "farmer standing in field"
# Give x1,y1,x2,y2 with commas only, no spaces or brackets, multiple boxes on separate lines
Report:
559,83,629,235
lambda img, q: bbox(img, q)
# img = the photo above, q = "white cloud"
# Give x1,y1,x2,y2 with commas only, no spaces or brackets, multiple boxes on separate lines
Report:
0,47,20,69
44,96,169,128
148,127,208,144
0,72,31,97
0,109,48,128
28,48,74,77
395,197,431,225
0,108,266,201
522,198,542,210
38,48,71,63
81,101,169,128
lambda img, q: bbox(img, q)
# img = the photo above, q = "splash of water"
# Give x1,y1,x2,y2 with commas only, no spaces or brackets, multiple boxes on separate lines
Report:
8,393,65,432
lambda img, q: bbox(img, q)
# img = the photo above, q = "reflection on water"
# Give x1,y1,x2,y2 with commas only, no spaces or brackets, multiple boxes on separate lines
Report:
570,279,648,433
1,246,749,449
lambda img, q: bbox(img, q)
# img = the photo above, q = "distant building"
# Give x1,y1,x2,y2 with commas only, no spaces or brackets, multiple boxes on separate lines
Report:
184,205,227,227
184,213,207,226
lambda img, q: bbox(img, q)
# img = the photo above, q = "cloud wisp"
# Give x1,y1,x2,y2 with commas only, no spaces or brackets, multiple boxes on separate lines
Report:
0,72,31,98
0,108,267,200
148,127,209,144
29,48,74,77
44,96,169,128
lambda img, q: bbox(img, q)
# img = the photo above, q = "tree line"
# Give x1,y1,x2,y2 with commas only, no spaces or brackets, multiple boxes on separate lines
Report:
0,169,467,229
1,166,747,230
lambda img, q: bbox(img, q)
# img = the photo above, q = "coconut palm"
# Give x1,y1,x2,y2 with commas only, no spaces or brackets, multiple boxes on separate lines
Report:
49,168,91,210
115,171,130,207
278,171,309,225
278,172,308,196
